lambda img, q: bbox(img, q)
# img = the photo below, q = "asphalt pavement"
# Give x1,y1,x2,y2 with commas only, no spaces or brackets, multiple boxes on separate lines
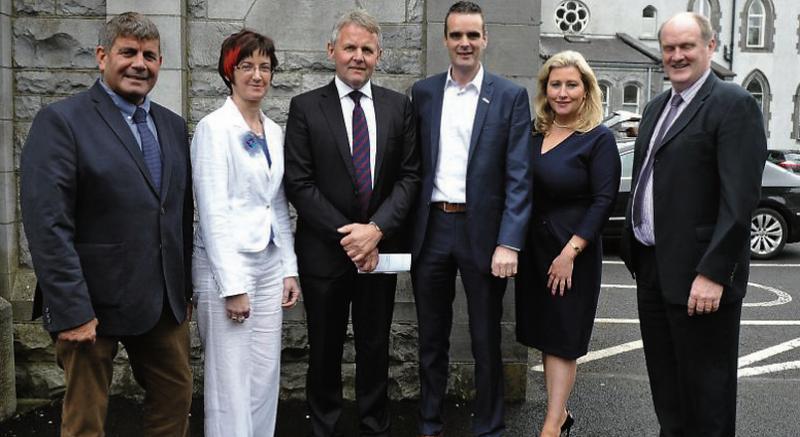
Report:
2,244,799,436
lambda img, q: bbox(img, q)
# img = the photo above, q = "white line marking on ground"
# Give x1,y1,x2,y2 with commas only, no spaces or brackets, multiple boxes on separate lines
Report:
594,318,800,326
603,260,800,267
738,337,800,368
744,282,793,307
531,340,644,372
738,361,800,377
600,282,792,307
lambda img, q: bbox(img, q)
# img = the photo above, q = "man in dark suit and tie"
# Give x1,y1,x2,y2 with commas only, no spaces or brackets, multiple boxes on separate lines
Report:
283,9,420,437
410,2,532,436
620,12,767,437
20,12,194,437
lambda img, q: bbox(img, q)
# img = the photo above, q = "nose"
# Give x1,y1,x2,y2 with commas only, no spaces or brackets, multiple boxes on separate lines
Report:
353,49,365,63
131,52,146,69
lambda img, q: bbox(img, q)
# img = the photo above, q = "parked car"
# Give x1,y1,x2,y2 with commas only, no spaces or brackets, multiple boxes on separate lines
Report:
604,143,800,259
767,149,800,173
602,110,641,141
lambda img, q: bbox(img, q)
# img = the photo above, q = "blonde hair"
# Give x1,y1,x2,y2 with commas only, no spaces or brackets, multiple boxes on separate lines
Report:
534,50,603,134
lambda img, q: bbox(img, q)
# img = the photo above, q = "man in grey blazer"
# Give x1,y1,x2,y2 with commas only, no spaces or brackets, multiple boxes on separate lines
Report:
21,12,193,436
620,12,767,437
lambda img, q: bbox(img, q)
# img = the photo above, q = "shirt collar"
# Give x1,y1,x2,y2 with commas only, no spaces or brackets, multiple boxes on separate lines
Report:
334,76,373,101
99,79,151,118
445,64,484,93
672,68,711,105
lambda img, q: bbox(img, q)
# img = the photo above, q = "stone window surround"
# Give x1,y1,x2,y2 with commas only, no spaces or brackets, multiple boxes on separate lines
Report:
554,0,590,34
745,0,766,48
622,82,641,114
599,80,611,116
738,0,776,53
742,69,771,138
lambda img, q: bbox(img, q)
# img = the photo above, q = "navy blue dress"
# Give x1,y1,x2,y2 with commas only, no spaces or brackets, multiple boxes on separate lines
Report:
515,124,621,359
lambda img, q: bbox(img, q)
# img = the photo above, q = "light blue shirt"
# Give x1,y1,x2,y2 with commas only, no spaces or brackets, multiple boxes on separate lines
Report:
98,79,160,151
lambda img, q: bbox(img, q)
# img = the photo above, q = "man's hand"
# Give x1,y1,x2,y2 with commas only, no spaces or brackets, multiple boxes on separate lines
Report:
357,248,380,273
491,246,518,278
687,274,724,316
338,223,382,263
282,277,301,308
225,293,250,323
57,318,99,344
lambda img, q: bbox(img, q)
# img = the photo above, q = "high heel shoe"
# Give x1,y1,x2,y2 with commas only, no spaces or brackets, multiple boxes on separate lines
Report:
560,409,574,437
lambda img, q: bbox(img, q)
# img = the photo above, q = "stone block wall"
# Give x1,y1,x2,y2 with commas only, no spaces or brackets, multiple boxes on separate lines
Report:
4,0,541,404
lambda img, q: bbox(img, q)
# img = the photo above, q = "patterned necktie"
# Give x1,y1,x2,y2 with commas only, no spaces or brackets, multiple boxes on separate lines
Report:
632,93,683,227
350,91,372,219
132,107,162,192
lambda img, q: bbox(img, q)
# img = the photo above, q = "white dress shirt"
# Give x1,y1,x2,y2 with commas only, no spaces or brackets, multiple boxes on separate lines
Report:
335,76,377,187
633,68,712,246
431,65,484,203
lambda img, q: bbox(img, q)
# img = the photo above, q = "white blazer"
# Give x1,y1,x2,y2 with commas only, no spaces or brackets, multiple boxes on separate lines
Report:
192,97,298,297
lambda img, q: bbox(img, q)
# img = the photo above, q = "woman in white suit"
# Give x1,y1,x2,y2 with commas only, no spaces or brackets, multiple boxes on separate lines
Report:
191,30,300,437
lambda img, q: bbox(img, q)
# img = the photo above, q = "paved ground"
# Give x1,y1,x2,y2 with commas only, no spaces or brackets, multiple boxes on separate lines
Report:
2,244,799,436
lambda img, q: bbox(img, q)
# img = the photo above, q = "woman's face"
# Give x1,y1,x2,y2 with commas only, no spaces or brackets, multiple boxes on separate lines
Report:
546,66,586,121
231,51,271,103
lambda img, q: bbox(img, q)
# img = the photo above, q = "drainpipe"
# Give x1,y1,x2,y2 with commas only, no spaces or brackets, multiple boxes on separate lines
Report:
729,0,736,71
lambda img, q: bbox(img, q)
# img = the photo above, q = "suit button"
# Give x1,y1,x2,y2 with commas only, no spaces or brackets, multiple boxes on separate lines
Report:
159,244,163,250
160,207,166,215
266,205,270,209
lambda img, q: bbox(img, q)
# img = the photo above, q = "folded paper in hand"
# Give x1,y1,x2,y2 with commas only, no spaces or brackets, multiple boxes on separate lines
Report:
358,253,411,274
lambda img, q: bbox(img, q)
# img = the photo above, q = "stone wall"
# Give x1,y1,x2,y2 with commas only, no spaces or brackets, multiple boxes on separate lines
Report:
5,0,541,405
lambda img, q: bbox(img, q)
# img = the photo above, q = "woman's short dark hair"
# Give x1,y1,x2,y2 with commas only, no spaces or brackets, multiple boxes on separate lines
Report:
217,29,279,93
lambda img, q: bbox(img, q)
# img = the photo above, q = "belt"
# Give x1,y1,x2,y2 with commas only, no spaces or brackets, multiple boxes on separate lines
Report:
431,201,466,213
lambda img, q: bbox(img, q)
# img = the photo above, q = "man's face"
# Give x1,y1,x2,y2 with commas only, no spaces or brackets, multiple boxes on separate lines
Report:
327,23,382,90
96,36,162,105
659,16,715,92
444,13,487,77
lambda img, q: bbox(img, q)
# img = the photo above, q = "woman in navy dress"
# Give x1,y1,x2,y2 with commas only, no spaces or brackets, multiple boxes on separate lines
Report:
515,50,620,437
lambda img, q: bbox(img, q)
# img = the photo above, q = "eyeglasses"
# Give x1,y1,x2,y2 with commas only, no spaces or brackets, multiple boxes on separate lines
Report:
235,62,272,74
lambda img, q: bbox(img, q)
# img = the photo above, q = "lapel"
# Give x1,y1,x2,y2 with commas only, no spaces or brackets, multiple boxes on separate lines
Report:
429,73,447,170
467,72,495,167
319,81,357,185
372,84,390,189
149,104,174,198
89,82,160,197
652,74,716,156
632,91,668,177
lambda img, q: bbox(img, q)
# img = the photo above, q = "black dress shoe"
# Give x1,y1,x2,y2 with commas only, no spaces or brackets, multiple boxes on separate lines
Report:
560,410,574,437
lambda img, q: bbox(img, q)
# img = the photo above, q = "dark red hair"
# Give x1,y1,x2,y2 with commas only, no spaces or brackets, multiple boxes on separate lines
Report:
217,29,279,93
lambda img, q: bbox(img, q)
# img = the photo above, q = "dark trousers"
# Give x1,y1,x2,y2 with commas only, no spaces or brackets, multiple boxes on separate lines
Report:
412,209,506,437
634,243,741,437
301,270,397,437
55,306,192,437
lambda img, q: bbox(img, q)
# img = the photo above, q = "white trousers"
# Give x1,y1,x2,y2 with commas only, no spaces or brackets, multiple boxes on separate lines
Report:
194,244,283,437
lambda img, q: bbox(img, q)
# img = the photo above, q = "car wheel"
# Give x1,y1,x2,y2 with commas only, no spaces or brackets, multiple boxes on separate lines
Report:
750,207,788,259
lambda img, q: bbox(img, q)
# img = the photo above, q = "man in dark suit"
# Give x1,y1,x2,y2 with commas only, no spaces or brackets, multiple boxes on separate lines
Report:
20,12,193,437
620,12,767,437
283,9,420,437
410,2,532,436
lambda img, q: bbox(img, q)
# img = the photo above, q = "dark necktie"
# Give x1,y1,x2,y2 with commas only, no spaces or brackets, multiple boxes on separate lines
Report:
350,91,372,219
132,107,162,192
632,93,683,227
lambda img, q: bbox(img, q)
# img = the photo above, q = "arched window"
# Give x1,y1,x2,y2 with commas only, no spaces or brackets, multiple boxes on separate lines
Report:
622,84,640,114
739,0,775,52
687,0,722,38
746,0,765,47
743,70,771,135
692,0,713,16
599,83,611,117
642,6,657,39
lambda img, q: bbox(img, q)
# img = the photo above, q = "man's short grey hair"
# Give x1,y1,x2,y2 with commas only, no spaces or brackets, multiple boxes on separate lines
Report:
330,9,382,48
658,12,715,45
99,12,160,51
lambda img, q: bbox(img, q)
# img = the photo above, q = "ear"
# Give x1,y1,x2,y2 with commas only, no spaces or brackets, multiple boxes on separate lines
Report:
326,41,335,60
95,45,107,72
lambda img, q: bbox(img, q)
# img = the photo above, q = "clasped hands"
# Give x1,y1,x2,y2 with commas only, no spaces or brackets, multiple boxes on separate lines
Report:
338,223,382,272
